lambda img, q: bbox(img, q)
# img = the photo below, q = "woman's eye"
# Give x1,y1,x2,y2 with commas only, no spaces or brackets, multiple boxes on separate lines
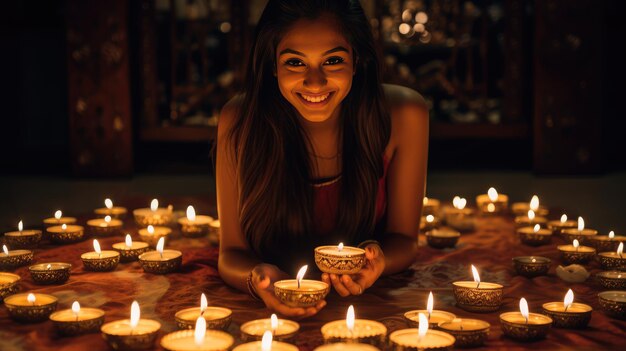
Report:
325,57,345,65
285,59,304,67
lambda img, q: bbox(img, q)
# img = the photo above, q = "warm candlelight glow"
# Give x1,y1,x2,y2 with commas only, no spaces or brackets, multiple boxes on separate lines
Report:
130,301,140,329
186,205,196,221
200,293,207,313
104,215,111,223
487,203,495,212
271,314,278,332
105,198,113,209
528,210,535,221
27,293,36,304
18,220,23,232
530,195,539,211
573,239,580,249
346,305,355,333
417,312,428,341
147,225,155,234
261,330,273,351
577,217,585,231
561,214,568,223
194,316,206,346
47,264,52,270
520,298,529,324
452,196,460,208
55,210,62,220
72,301,81,317
156,237,165,256
457,198,467,210
150,199,158,212
618,242,624,257
609,231,615,239
426,291,434,317
471,265,480,288
2,245,8,256
423,197,429,206
338,242,344,252
125,234,132,248
296,265,308,289
564,289,574,312
533,224,540,233
487,187,498,202
93,239,102,254
62,224,67,230
426,214,434,223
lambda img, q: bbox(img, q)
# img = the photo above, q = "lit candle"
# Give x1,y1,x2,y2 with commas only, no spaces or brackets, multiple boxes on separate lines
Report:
561,216,598,244
138,237,182,274
0,244,34,271
232,330,298,351
452,265,503,312
138,224,172,248
314,243,366,274
28,262,72,284
102,301,161,350
43,210,77,227
46,222,85,244
514,209,548,228
597,242,626,271
542,289,592,328
160,315,235,351
4,292,58,323
443,197,475,232
321,305,387,347
557,239,596,265
390,312,455,350
240,313,300,343
500,298,552,341
274,265,329,308
178,205,214,238
80,239,120,271
49,300,105,335
133,198,174,227
476,187,508,215
93,198,128,219
438,318,490,348
422,196,441,216
517,223,553,246
0,272,21,301
175,293,233,330
3,220,42,249
512,195,549,217
420,214,441,232
590,230,626,253
86,215,123,237
112,234,150,262
404,291,456,328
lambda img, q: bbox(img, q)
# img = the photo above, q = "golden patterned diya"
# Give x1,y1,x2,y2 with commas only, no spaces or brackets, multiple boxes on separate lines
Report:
541,289,592,329
0,244,34,271
558,240,596,265
512,256,551,278
597,290,626,320
28,262,71,285
0,272,20,301
47,224,86,244
43,210,77,228
234,331,297,351
178,205,213,238
4,221,41,249
514,210,548,229
499,298,552,341
547,214,577,236
161,327,234,351
314,243,366,275
4,292,58,323
81,239,120,272
560,217,598,244
517,224,552,246
138,225,172,248
50,301,105,336
437,318,490,348
101,301,161,350
133,198,174,227
589,231,626,253
94,198,128,219
274,265,329,308
476,187,508,215
321,305,387,349
314,343,380,351
595,271,626,290
597,242,626,271
240,313,299,343
511,195,549,217
390,313,454,351
404,292,456,329
452,265,503,313
138,237,182,274
425,228,460,249
87,215,123,237
175,293,232,330
443,197,476,232
112,234,150,262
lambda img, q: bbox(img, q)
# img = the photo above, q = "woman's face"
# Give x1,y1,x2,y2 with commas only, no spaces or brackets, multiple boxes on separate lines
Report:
275,15,354,123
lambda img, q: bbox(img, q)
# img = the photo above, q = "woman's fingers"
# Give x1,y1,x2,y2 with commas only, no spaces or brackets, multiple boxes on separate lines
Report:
341,274,363,295
329,273,351,297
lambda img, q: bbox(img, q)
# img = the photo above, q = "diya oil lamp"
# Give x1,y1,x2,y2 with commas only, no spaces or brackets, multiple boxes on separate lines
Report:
95,198,128,219
443,197,475,232
138,224,172,248
274,265,329,308
240,313,299,343
314,343,380,351
43,210,77,228
4,220,41,249
514,210,548,229
452,265,503,313
422,196,441,216
517,224,552,246
47,223,86,244
81,239,120,272
50,301,105,336
0,272,20,301
0,244,33,271
178,206,213,238
512,195,549,217
561,217,598,244
597,290,626,320
175,293,232,330
558,239,596,265
404,291,456,328
138,237,182,274
87,215,123,237
101,300,161,350
233,330,298,351
597,242,626,271
512,256,551,278
161,316,235,351
476,187,508,215
389,313,455,351
542,289,592,328
590,230,626,253
4,292,58,323
321,305,387,348
425,228,460,249
420,215,440,232
133,198,174,227
499,297,552,341
547,214,577,236
437,318,490,348
28,262,71,284
595,271,626,290
112,234,150,262
314,242,366,275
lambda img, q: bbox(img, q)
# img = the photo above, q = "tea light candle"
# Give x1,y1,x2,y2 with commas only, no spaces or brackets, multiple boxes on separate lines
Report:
4,220,42,249
161,316,235,351
422,196,441,216
514,210,548,228
561,217,598,244
443,197,475,232
240,313,300,343
476,187,508,215
542,289,592,328
0,272,20,301
274,265,329,308
138,237,182,274
4,292,58,323
178,206,214,238
404,291,456,328
81,239,120,271
512,195,549,217
314,243,366,274
43,210,77,228
49,301,105,335
321,305,387,347
420,214,440,232
452,265,503,312
138,224,172,247
29,262,71,284
500,298,552,341
47,223,86,244
547,214,578,236
591,231,626,254
517,224,552,246
558,239,596,264
314,343,380,351
94,198,128,219
0,244,34,270
598,242,626,271
87,215,123,236
438,318,490,348
133,198,173,227
112,234,150,262
175,293,232,330
597,290,626,319
233,330,298,351
425,228,460,249
595,271,626,290
389,313,455,351
101,301,161,350
512,256,551,278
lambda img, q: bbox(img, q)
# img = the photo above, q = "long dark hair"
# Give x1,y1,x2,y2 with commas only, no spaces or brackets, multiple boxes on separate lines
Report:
228,0,390,270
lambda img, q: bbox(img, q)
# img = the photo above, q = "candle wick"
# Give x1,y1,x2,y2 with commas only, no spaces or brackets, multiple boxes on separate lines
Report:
159,252,163,259
564,305,569,313
525,316,528,324
428,312,431,321
476,282,480,289
460,325,464,331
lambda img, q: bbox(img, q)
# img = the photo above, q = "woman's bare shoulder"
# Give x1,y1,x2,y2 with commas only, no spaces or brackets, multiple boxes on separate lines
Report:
382,84,426,108
383,84,429,154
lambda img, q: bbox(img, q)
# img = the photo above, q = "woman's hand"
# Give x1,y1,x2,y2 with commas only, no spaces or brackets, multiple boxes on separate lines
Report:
250,263,327,319
322,243,386,297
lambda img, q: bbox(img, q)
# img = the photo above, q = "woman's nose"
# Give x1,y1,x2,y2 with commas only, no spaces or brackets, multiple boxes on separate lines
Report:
304,67,327,89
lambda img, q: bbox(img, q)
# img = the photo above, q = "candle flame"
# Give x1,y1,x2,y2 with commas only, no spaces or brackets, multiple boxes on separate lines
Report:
150,199,158,212
427,291,433,315
609,231,615,239
194,316,206,346
426,214,434,223
104,215,111,223
338,242,344,252
62,224,67,230
47,264,52,270
55,210,62,220
27,293,36,304
423,197,429,206
296,265,308,288
72,301,81,316
530,195,539,211
125,234,132,248
528,210,535,221
452,196,460,208
130,301,140,329
200,293,207,313
105,198,113,209
561,214,567,223
487,203,495,213
531,258,536,263
577,217,585,231
147,225,154,234
564,289,574,311
533,224,540,233
18,220,23,232
471,265,480,287
417,313,428,340
271,314,278,331
573,239,580,249
93,239,101,254
618,242,624,257
457,198,467,210
520,298,529,323
261,330,273,351
187,205,196,221
346,305,355,332
487,187,498,202
2,245,8,256
156,237,165,254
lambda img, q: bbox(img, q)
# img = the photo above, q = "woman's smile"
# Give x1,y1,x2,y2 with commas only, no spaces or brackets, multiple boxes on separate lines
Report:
296,91,335,107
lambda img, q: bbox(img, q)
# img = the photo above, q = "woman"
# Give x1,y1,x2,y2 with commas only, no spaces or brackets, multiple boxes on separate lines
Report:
216,0,428,318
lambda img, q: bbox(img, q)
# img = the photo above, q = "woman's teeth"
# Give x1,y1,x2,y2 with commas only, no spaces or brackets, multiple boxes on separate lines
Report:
300,93,330,103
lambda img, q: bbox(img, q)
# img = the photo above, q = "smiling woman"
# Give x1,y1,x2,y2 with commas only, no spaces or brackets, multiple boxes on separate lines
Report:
216,0,429,318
